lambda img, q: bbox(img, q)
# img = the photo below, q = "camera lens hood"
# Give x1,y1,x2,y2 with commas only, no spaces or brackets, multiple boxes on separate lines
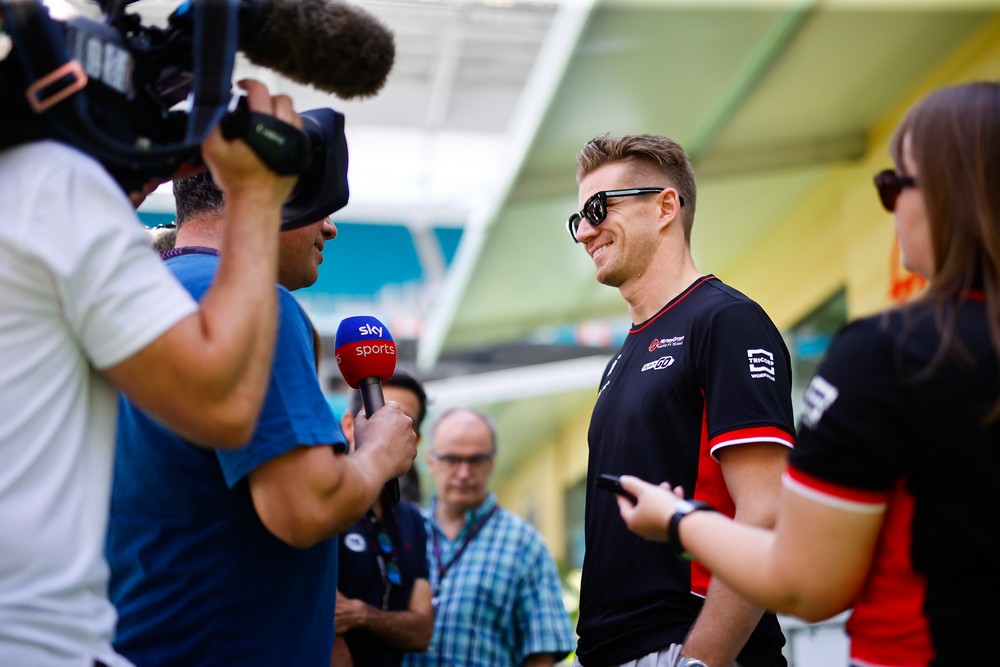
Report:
280,108,349,230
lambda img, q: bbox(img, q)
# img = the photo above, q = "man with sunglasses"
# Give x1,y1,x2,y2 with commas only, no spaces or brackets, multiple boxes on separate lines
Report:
334,370,434,666
403,407,575,667
570,134,795,667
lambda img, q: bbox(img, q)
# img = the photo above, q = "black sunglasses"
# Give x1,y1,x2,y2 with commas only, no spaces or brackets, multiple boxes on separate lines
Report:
567,188,683,243
873,169,918,212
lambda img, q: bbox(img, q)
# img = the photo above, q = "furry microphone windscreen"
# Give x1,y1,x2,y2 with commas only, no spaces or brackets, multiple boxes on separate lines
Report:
241,0,396,100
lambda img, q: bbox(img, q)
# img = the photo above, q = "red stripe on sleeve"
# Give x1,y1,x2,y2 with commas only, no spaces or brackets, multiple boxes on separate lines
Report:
786,466,889,506
708,425,795,452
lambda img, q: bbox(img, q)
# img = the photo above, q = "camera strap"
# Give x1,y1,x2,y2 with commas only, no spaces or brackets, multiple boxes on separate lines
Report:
2,0,239,170
220,104,310,176
181,0,239,144
2,1,83,113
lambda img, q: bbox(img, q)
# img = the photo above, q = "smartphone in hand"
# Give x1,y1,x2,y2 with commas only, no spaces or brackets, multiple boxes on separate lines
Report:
596,473,637,504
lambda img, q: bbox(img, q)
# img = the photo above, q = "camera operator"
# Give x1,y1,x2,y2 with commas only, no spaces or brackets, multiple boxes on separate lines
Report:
0,70,300,666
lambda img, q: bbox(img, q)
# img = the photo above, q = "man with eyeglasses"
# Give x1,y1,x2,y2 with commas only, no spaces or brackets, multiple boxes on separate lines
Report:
334,370,434,666
402,408,575,667
569,134,795,667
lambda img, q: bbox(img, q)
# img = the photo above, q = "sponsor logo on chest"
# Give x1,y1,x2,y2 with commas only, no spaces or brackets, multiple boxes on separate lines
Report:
641,356,675,372
648,335,684,352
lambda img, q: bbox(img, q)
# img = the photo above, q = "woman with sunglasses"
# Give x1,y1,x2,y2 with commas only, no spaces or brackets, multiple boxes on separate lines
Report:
614,81,1000,666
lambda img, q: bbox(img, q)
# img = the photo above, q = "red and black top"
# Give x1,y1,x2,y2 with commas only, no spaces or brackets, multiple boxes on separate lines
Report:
789,293,998,666
577,276,795,666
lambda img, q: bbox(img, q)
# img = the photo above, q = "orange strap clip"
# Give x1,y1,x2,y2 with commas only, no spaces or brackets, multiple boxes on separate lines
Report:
26,60,88,113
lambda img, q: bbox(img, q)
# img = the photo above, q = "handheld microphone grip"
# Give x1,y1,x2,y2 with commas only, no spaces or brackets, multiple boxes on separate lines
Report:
334,316,400,504
358,377,399,503
358,378,399,503
359,377,385,413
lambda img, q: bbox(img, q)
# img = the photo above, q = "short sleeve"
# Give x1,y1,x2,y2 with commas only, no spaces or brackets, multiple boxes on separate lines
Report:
217,288,344,486
790,318,906,497
697,300,796,457
513,529,575,662
21,144,197,369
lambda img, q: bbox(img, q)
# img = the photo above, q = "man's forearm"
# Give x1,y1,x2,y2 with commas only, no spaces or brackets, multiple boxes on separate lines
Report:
680,441,787,665
680,576,765,666
350,604,432,652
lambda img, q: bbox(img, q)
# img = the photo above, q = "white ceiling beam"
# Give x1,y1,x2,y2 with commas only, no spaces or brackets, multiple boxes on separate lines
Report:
416,0,599,370
685,0,819,160
424,19,465,128
409,224,450,285
423,355,609,408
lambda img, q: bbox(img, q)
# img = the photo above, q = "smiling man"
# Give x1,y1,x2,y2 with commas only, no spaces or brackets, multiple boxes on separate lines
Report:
569,134,795,667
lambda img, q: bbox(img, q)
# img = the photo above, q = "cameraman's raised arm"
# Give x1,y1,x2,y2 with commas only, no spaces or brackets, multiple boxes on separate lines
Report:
103,80,296,447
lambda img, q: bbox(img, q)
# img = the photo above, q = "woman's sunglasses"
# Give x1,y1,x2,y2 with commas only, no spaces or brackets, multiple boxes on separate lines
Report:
567,187,683,243
873,169,918,213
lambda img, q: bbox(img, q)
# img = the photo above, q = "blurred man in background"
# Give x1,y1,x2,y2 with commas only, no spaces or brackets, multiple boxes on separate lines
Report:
403,407,575,667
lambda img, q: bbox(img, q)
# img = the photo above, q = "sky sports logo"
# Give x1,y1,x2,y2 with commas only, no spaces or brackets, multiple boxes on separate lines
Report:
356,343,394,356
338,342,396,360
747,348,775,381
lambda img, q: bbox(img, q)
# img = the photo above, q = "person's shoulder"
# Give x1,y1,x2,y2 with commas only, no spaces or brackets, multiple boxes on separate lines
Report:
827,309,910,360
691,277,778,330
494,506,543,541
699,277,764,310
275,285,313,330
4,139,86,163
3,140,118,196
165,252,219,297
276,284,308,312
395,499,425,523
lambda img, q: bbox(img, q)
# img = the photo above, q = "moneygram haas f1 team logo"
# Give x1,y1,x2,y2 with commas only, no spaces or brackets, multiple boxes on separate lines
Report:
747,348,775,382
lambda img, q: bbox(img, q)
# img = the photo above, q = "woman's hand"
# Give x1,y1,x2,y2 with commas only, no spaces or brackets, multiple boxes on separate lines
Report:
616,475,686,542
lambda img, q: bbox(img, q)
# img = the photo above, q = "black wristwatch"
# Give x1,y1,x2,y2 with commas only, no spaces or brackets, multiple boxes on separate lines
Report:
674,656,710,667
667,498,715,558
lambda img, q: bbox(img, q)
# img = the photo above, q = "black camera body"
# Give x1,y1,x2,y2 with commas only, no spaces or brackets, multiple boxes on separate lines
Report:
0,0,350,229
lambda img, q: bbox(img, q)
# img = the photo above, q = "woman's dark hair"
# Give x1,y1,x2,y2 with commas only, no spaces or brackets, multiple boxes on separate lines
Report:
890,81,1000,419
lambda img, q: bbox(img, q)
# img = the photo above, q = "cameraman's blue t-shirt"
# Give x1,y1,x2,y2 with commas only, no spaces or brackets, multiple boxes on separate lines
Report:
106,252,346,666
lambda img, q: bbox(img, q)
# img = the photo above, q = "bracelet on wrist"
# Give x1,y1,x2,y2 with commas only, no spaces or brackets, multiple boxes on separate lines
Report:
666,498,715,558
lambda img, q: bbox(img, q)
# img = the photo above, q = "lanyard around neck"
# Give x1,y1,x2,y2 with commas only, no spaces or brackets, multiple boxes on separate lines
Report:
361,506,401,610
431,505,499,584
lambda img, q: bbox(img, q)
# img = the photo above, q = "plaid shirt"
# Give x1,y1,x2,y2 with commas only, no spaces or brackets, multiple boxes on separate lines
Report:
402,493,575,667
